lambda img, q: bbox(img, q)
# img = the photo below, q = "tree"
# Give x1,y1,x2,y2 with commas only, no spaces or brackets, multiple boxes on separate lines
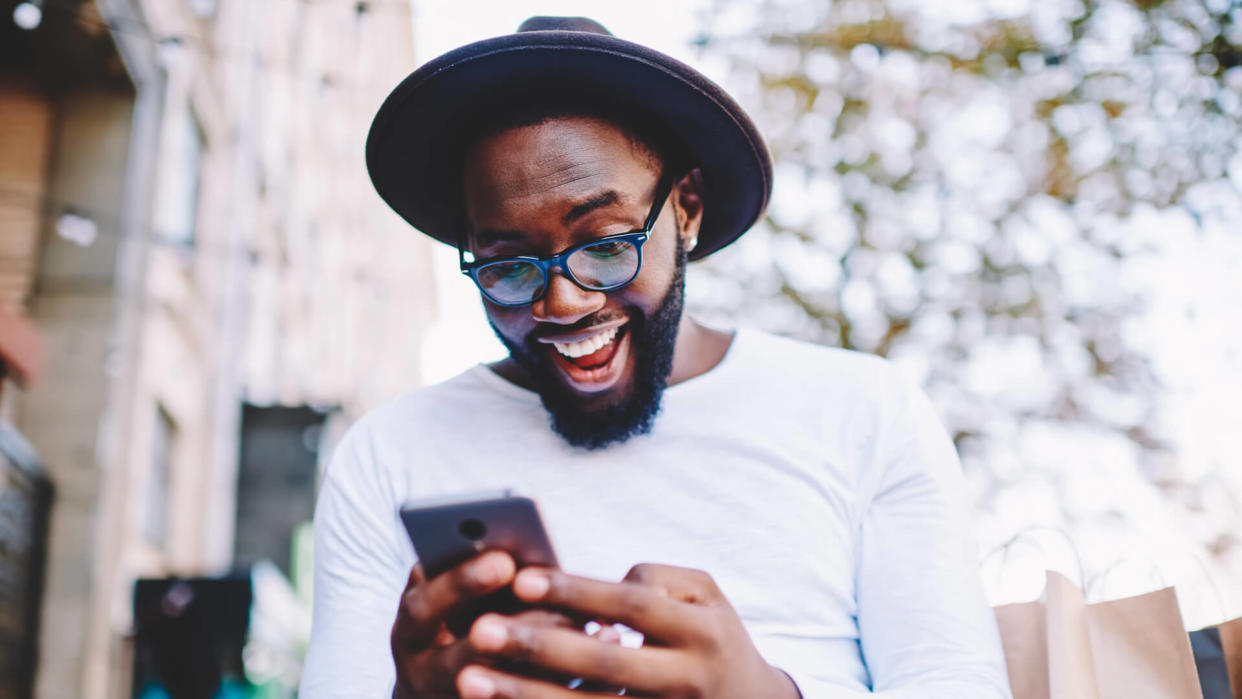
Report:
692,0,1242,607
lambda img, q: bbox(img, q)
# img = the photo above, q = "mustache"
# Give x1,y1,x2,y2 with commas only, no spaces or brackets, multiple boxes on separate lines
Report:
526,312,632,343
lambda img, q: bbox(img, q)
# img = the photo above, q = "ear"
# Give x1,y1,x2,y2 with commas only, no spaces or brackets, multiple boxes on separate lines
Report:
672,168,705,254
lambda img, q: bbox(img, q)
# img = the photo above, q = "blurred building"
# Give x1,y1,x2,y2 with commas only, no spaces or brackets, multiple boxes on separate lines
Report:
0,0,432,697
0,306,49,699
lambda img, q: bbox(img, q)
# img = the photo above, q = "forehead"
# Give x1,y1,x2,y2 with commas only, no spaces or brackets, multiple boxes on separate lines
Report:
462,117,654,209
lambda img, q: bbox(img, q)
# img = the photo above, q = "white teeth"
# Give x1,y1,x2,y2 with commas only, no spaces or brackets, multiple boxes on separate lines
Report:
554,327,619,359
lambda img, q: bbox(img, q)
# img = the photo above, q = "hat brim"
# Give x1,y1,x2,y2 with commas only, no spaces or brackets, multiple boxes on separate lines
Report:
366,30,772,262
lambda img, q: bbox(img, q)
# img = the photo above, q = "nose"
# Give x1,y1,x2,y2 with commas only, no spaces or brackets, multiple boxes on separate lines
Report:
530,269,606,325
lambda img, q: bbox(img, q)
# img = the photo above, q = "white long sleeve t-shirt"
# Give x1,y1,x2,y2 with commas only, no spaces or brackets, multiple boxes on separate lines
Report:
301,328,1012,697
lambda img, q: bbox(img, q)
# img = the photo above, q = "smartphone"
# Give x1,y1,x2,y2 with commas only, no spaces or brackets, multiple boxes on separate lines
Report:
399,490,558,631
399,491,561,635
400,490,559,578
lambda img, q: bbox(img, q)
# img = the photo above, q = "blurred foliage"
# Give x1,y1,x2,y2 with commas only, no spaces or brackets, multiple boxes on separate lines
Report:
692,0,1242,554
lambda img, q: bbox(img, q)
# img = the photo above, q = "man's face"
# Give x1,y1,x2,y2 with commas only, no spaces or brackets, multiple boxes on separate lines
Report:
463,116,693,448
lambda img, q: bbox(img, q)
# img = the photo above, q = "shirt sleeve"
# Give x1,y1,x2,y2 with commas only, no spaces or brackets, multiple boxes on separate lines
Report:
300,424,411,698
790,368,1012,698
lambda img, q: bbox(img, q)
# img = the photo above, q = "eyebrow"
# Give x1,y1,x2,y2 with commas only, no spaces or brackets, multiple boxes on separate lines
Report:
472,189,627,247
562,190,620,225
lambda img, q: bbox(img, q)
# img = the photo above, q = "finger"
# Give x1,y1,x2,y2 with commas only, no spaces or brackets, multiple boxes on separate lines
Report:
479,610,595,686
482,610,585,685
509,608,579,630
400,612,581,694
393,635,480,697
512,569,700,645
394,601,567,696
468,614,683,693
393,551,516,649
458,664,636,699
577,628,625,698
422,637,483,694
624,563,722,605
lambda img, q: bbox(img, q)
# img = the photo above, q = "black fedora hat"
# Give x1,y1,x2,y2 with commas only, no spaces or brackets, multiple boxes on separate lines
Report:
365,16,772,261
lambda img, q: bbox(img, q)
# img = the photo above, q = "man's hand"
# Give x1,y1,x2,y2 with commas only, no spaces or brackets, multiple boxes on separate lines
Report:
455,563,801,699
390,551,515,697
392,551,583,698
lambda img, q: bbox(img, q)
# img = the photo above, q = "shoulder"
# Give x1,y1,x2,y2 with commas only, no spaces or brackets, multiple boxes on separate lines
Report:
735,332,960,498
734,328,907,401
324,366,515,479
728,330,928,459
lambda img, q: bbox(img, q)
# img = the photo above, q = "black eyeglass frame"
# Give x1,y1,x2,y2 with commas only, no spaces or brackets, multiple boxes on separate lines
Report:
458,174,675,308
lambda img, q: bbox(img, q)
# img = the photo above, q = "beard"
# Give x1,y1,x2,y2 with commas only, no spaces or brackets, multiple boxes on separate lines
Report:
490,248,687,450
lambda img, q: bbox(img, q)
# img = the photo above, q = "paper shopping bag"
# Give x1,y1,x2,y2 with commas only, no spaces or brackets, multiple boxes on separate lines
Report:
994,600,1051,699
994,571,1203,699
1225,618,1242,699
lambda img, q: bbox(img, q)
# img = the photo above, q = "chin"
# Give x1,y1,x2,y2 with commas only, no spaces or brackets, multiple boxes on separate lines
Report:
494,316,671,450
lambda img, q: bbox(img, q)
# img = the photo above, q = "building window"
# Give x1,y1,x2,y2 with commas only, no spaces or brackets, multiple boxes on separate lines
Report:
233,405,326,577
145,405,176,548
157,108,204,248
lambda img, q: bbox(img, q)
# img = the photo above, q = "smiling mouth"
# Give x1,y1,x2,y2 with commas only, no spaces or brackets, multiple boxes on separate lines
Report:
542,323,631,392
553,325,619,364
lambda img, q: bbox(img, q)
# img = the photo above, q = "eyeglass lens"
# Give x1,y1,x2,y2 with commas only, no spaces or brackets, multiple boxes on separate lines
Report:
476,261,547,305
567,239,641,287
476,238,642,305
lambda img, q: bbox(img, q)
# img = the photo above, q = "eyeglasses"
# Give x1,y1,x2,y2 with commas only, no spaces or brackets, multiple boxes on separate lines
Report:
459,175,673,308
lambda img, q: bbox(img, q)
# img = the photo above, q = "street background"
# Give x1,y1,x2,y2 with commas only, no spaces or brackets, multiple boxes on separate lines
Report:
0,0,1239,696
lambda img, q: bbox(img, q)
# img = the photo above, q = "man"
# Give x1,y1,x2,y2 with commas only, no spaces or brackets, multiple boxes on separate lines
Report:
302,16,1012,699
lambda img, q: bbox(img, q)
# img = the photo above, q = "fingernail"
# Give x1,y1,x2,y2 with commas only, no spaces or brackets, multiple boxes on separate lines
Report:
459,668,496,699
515,571,550,599
472,617,507,651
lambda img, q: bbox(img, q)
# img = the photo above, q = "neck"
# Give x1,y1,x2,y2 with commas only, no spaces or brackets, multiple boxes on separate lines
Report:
666,314,734,386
